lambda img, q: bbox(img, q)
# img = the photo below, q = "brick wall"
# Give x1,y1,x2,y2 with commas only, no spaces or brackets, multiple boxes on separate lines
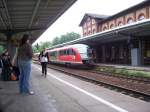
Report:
81,5,150,37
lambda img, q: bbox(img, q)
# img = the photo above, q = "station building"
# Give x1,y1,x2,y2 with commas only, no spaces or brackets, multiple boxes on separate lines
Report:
79,0,150,66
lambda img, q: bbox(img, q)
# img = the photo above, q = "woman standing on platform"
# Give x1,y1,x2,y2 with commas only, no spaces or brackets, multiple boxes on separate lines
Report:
39,49,48,77
17,34,34,95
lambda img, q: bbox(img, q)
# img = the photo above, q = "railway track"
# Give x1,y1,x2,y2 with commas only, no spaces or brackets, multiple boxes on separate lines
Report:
90,70,150,84
35,62,150,102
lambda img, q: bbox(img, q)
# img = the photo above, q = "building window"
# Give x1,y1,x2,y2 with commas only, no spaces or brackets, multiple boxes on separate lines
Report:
118,22,123,26
87,17,90,21
93,29,96,33
83,23,86,28
87,22,90,27
127,18,133,24
103,26,107,31
92,19,95,24
138,14,145,21
110,24,115,29
99,25,102,31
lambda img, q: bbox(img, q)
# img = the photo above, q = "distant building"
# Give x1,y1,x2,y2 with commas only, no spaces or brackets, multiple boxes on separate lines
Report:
79,13,109,37
80,1,150,37
79,0,150,66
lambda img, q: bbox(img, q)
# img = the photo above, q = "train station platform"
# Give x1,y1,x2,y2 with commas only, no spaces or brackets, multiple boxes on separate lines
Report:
0,63,150,112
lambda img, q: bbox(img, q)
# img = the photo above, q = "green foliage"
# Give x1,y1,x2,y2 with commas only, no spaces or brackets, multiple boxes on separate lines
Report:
95,66,150,78
32,41,52,53
52,32,81,46
52,37,60,46
0,45,5,54
33,32,81,53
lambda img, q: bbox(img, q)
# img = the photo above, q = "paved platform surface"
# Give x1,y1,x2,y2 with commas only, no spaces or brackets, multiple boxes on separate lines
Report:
0,63,150,112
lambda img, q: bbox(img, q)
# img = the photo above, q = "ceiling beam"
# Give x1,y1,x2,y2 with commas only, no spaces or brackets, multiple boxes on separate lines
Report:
0,14,6,28
28,0,41,28
47,0,77,27
0,27,47,34
2,0,12,29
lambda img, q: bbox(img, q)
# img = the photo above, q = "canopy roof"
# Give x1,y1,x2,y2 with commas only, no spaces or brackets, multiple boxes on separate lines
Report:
0,0,76,45
49,19,150,49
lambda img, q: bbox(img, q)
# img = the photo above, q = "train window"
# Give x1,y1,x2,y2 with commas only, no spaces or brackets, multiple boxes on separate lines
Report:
68,49,74,55
60,50,65,55
50,51,57,57
62,50,64,55
59,50,63,56
69,49,72,55
50,51,54,56
67,49,70,55
63,50,66,55
50,52,52,56
54,51,57,56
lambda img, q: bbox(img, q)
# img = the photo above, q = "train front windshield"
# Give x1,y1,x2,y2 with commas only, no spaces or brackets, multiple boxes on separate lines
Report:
76,45,93,59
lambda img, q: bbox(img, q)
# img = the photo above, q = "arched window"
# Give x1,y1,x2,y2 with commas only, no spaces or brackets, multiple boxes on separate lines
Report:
110,24,115,29
118,22,123,26
92,19,95,24
138,14,145,21
93,29,96,33
83,23,86,28
127,18,133,24
103,26,107,31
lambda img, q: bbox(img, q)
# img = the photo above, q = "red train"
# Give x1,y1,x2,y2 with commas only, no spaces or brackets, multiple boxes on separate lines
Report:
47,44,96,66
34,44,96,67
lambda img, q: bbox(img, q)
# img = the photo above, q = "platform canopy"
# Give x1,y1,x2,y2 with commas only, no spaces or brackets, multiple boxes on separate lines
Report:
48,19,150,49
0,0,76,45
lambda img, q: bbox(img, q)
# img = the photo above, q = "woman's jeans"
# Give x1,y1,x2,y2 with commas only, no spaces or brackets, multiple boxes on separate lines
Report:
18,60,31,93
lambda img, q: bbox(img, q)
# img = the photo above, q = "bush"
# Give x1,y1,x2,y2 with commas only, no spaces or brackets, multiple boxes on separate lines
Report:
95,66,150,78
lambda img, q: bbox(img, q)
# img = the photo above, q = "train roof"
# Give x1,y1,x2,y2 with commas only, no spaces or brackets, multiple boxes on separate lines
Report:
47,44,89,52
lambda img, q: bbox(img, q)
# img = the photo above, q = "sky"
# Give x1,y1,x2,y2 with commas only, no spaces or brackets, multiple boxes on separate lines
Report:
33,0,144,45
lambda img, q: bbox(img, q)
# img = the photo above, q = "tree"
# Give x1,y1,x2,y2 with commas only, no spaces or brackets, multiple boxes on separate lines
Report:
52,37,60,46
40,41,52,51
32,41,52,53
32,32,81,53
52,32,81,45
0,45,4,54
